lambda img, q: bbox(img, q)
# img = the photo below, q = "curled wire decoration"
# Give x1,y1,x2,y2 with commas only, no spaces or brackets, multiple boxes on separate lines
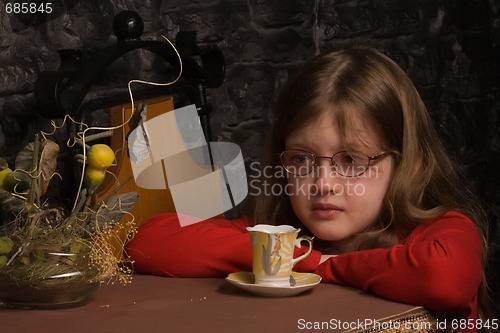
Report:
67,35,183,213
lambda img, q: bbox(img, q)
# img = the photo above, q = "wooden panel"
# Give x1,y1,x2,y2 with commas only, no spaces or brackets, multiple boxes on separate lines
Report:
96,96,176,260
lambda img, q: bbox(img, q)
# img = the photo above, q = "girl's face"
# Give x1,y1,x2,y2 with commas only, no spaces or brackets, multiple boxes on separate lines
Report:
284,112,393,244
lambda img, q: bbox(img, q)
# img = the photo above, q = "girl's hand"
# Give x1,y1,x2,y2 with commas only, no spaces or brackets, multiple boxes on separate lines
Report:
320,254,337,264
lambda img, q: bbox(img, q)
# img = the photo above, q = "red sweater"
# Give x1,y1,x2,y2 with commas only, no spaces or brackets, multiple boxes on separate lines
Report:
126,211,482,331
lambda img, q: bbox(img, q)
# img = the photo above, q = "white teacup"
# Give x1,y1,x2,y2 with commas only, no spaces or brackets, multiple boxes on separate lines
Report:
246,224,313,286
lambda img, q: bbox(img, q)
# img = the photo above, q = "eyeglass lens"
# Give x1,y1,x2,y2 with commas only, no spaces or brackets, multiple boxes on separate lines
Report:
281,150,371,177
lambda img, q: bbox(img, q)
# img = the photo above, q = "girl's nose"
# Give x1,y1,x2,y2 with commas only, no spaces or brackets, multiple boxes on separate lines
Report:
312,159,341,195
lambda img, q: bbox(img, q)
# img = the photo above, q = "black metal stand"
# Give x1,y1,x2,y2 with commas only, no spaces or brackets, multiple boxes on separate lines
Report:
35,10,225,143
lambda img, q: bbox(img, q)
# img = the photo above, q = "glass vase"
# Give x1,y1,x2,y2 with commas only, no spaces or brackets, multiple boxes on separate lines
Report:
0,249,100,309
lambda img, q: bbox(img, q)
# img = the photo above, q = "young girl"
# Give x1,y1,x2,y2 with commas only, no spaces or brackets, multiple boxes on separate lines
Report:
125,46,491,332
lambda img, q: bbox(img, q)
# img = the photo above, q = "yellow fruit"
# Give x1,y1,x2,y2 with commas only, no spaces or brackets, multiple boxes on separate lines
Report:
84,166,106,194
87,144,115,169
0,236,14,254
0,168,12,188
2,170,31,193
70,239,84,254
0,255,7,268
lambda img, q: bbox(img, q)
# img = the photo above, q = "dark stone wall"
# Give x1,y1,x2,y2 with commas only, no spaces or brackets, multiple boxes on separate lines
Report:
0,0,499,303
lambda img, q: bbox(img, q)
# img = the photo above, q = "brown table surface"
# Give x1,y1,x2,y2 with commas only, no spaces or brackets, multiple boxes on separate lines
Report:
0,274,424,333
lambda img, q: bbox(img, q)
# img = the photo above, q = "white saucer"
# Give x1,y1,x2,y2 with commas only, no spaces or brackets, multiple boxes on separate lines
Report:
226,271,321,297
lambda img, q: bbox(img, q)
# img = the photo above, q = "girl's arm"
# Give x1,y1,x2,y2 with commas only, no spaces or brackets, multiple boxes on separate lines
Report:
125,213,321,277
315,211,483,317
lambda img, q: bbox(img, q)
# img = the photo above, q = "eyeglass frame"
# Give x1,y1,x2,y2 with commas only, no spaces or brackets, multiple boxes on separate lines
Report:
277,149,392,177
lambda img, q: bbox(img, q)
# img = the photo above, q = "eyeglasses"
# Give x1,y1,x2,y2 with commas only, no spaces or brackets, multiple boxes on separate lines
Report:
278,149,390,177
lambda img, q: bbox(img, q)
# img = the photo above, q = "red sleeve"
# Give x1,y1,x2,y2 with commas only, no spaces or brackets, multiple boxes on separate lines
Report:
125,213,321,277
315,212,483,318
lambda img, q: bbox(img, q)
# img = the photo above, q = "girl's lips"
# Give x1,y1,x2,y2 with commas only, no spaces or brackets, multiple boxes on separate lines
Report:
311,203,343,219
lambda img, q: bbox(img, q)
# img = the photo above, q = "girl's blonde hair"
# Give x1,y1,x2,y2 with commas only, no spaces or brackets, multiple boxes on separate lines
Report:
254,46,492,324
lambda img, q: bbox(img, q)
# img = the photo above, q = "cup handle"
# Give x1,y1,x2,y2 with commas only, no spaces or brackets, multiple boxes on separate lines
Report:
290,236,314,268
